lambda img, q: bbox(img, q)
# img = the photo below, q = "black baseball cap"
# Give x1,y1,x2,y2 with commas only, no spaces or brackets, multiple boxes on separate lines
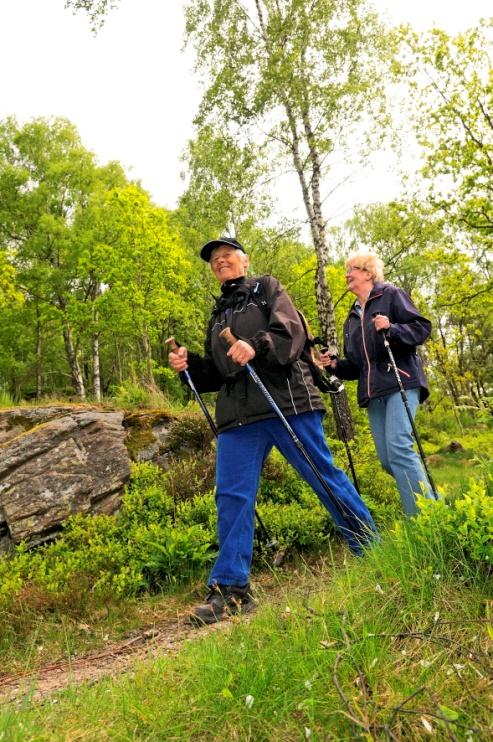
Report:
199,236,246,262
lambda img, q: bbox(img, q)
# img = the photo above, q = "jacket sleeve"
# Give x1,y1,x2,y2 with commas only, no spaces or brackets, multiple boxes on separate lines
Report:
245,276,306,366
184,354,223,393
386,286,432,351
183,323,224,393
332,357,360,381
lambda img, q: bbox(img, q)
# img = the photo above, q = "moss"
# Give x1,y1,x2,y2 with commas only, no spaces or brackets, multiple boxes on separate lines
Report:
5,415,39,432
125,427,158,461
123,410,176,461
0,404,114,449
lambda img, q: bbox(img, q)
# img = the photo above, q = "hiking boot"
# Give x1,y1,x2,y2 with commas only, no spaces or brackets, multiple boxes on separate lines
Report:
190,583,256,626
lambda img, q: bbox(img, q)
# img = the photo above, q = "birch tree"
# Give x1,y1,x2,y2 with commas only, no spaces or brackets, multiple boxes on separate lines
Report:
184,0,389,345
183,0,391,434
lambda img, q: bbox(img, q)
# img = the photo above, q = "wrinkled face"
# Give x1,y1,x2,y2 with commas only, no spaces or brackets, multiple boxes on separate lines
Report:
210,245,249,283
345,261,373,297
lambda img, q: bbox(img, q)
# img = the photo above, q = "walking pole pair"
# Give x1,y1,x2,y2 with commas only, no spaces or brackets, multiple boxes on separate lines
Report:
165,337,277,550
219,328,362,533
373,315,439,501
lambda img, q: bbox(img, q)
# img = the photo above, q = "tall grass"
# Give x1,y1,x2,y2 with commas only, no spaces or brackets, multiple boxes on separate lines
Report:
1,518,491,741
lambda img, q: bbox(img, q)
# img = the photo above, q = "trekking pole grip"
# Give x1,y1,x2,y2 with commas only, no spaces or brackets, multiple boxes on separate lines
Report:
219,327,237,346
165,336,179,352
372,312,389,336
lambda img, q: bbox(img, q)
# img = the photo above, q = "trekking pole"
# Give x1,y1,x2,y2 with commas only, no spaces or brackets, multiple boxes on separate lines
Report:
165,337,277,549
328,392,361,494
166,337,218,435
312,339,361,494
325,381,361,494
372,315,439,500
219,327,358,528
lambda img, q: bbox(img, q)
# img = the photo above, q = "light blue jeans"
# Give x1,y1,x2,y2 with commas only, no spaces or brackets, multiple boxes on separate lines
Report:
367,389,432,516
209,411,378,587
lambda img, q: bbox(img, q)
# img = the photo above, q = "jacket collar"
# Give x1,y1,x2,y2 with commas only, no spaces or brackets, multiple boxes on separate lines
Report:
220,275,247,296
349,282,387,316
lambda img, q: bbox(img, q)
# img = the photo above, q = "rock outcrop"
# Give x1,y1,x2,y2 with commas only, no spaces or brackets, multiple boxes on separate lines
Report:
0,405,212,552
0,407,131,550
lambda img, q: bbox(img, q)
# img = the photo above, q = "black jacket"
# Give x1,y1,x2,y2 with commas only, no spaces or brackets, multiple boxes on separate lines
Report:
334,282,431,407
185,275,325,432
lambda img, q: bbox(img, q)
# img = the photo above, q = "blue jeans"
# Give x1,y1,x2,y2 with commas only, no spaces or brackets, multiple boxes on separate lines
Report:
367,389,432,516
209,411,378,587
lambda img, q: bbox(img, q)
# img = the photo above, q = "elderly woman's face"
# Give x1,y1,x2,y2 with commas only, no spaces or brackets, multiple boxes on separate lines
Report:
210,245,249,283
345,261,373,296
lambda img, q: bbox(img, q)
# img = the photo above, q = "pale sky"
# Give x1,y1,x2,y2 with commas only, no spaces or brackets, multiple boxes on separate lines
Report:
0,0,491,222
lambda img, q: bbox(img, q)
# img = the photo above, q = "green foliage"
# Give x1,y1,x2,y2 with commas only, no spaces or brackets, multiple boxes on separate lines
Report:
5,510,492,741
0,456,340,621
176,492,217,531
0,117,202,401
0,387,14,407
407,476,493,568
161,412,214,455
121,462,175,527
258,452,309,505
65,1,121,32
401,22,493,236
183,0,394,351
110,379,151,408
257,498,333,551
162,452,216,506
137,523,213,589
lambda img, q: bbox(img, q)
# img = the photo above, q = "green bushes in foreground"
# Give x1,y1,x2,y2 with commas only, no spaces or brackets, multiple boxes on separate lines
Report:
0,458,340,623
0,441,490,642
409,476,493,567
2,491,492,742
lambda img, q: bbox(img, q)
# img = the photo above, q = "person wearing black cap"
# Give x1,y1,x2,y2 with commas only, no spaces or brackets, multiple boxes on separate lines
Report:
169,237,378,625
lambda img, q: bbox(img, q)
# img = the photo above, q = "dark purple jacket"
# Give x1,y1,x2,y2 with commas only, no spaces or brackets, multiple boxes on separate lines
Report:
334,282,431,407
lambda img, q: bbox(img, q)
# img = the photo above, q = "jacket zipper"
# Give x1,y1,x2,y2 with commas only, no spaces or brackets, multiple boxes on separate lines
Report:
361,304,372,399
360,291,384,400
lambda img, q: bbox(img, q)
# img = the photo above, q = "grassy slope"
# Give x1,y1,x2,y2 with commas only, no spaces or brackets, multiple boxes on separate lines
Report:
0,412,491,740
0,528,491,742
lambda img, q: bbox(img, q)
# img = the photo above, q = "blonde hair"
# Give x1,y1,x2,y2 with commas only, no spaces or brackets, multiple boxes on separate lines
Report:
346,252,384,283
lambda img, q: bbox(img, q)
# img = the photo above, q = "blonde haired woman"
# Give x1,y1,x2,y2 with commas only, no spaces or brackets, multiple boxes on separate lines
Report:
323,252,433,515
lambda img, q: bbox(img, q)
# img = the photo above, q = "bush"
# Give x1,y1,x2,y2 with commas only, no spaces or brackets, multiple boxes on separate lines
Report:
396,474,493,572
176,492,216,533
258,454,308,505
330,432,401,526
257,498,333,551
135,523,214,589
111,380,151,408
121,462,175,528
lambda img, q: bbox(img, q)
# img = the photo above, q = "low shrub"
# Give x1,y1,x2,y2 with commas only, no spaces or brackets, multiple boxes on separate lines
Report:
176,492,217,532
110,380,151,408
257,497,333,551
408,477,493,570
258,453,308,505
135,523,214,589
121,462,175,527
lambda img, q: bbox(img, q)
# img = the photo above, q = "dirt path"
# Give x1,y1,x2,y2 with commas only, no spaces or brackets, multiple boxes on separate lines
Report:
0,607,232,704
0,567,308,705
